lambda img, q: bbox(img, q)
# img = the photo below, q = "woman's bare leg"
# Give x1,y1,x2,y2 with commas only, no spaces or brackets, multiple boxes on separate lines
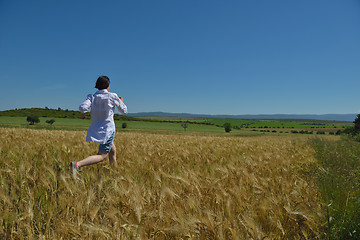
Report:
77,152,108,168
109,145,117,167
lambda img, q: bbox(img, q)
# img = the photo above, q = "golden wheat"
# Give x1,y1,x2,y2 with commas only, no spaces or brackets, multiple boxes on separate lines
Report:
0,128,323,239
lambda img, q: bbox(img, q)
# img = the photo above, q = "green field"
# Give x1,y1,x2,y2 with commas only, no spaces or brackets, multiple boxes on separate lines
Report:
0,116,239,133
206,118,348,129
0,115,348,136
135,116,207,122
206,119,255,127
246,120,339,129
0,116,88,127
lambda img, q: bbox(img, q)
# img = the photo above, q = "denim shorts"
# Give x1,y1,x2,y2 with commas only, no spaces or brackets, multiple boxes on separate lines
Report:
98,132,115,153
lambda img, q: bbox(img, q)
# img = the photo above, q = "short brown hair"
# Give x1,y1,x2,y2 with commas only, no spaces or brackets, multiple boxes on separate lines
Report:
95,76,110,90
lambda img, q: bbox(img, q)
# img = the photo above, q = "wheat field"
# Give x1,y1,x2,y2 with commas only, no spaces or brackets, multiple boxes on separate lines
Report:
0,128,323,239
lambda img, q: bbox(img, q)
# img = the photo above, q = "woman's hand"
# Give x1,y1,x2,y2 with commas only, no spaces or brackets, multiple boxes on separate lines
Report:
119,97,124,102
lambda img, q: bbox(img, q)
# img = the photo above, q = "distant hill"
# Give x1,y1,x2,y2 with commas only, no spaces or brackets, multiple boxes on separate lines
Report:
128,112,357,122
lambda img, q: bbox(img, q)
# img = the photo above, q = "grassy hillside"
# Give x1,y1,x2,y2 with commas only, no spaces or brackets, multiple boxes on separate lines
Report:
0,107,83,118
0,108,135,121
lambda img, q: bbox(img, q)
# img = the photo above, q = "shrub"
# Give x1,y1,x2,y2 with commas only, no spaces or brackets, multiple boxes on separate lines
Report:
181,122,188,131
46,119,56,125
26,115,40,125
224,123,232,133
122,122,128,129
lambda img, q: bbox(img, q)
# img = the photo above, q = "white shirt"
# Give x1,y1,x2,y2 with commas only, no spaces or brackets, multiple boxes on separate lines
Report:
79,89,128,144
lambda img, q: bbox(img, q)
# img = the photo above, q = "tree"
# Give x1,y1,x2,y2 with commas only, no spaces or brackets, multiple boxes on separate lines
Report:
181,122,188,131
224,122,232,133
344,114,360,138
26,115,40,125
46,119,55,125
122,122,127,129
354,114,360,132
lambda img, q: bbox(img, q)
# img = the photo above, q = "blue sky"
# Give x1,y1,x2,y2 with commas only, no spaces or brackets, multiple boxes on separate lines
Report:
0,0,359,115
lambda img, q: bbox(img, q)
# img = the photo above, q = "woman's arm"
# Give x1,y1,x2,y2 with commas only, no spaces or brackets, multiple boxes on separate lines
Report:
112,94,127,114
79,94,92,116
